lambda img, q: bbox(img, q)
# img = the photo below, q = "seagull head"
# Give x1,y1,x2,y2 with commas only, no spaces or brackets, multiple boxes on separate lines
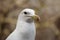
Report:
18,8,40,23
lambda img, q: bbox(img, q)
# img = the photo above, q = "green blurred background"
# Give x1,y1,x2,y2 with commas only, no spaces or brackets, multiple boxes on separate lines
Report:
0,0,60,40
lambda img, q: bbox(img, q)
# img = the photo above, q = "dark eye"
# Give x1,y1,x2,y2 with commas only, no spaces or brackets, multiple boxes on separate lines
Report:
24,12,27,14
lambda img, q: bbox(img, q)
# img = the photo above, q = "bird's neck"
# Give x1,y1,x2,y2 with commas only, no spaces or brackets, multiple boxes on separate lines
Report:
7,20,36,40
15,20,35,31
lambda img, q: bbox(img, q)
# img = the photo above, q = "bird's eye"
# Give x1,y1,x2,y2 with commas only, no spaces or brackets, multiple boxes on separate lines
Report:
24,12,27,14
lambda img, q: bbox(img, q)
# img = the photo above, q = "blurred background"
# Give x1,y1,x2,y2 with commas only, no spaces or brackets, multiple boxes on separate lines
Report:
0,0,60,40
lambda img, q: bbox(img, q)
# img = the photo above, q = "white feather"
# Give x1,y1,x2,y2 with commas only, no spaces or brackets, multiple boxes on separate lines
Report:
6,8,36,40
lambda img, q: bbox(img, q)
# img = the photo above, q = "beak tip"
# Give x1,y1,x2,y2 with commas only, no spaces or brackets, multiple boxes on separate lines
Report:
33,15,40,22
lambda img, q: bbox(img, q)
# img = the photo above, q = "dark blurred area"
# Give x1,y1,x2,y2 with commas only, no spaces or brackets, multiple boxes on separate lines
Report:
0,0,60,40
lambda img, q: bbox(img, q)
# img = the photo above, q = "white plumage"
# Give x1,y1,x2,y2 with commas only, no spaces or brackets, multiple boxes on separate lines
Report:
6,8,37,40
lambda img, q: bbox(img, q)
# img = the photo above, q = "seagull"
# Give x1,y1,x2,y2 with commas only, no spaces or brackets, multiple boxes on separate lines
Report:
6,8,40,40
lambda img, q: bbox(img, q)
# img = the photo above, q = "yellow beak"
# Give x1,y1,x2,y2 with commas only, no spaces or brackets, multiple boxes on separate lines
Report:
32,15,40,22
